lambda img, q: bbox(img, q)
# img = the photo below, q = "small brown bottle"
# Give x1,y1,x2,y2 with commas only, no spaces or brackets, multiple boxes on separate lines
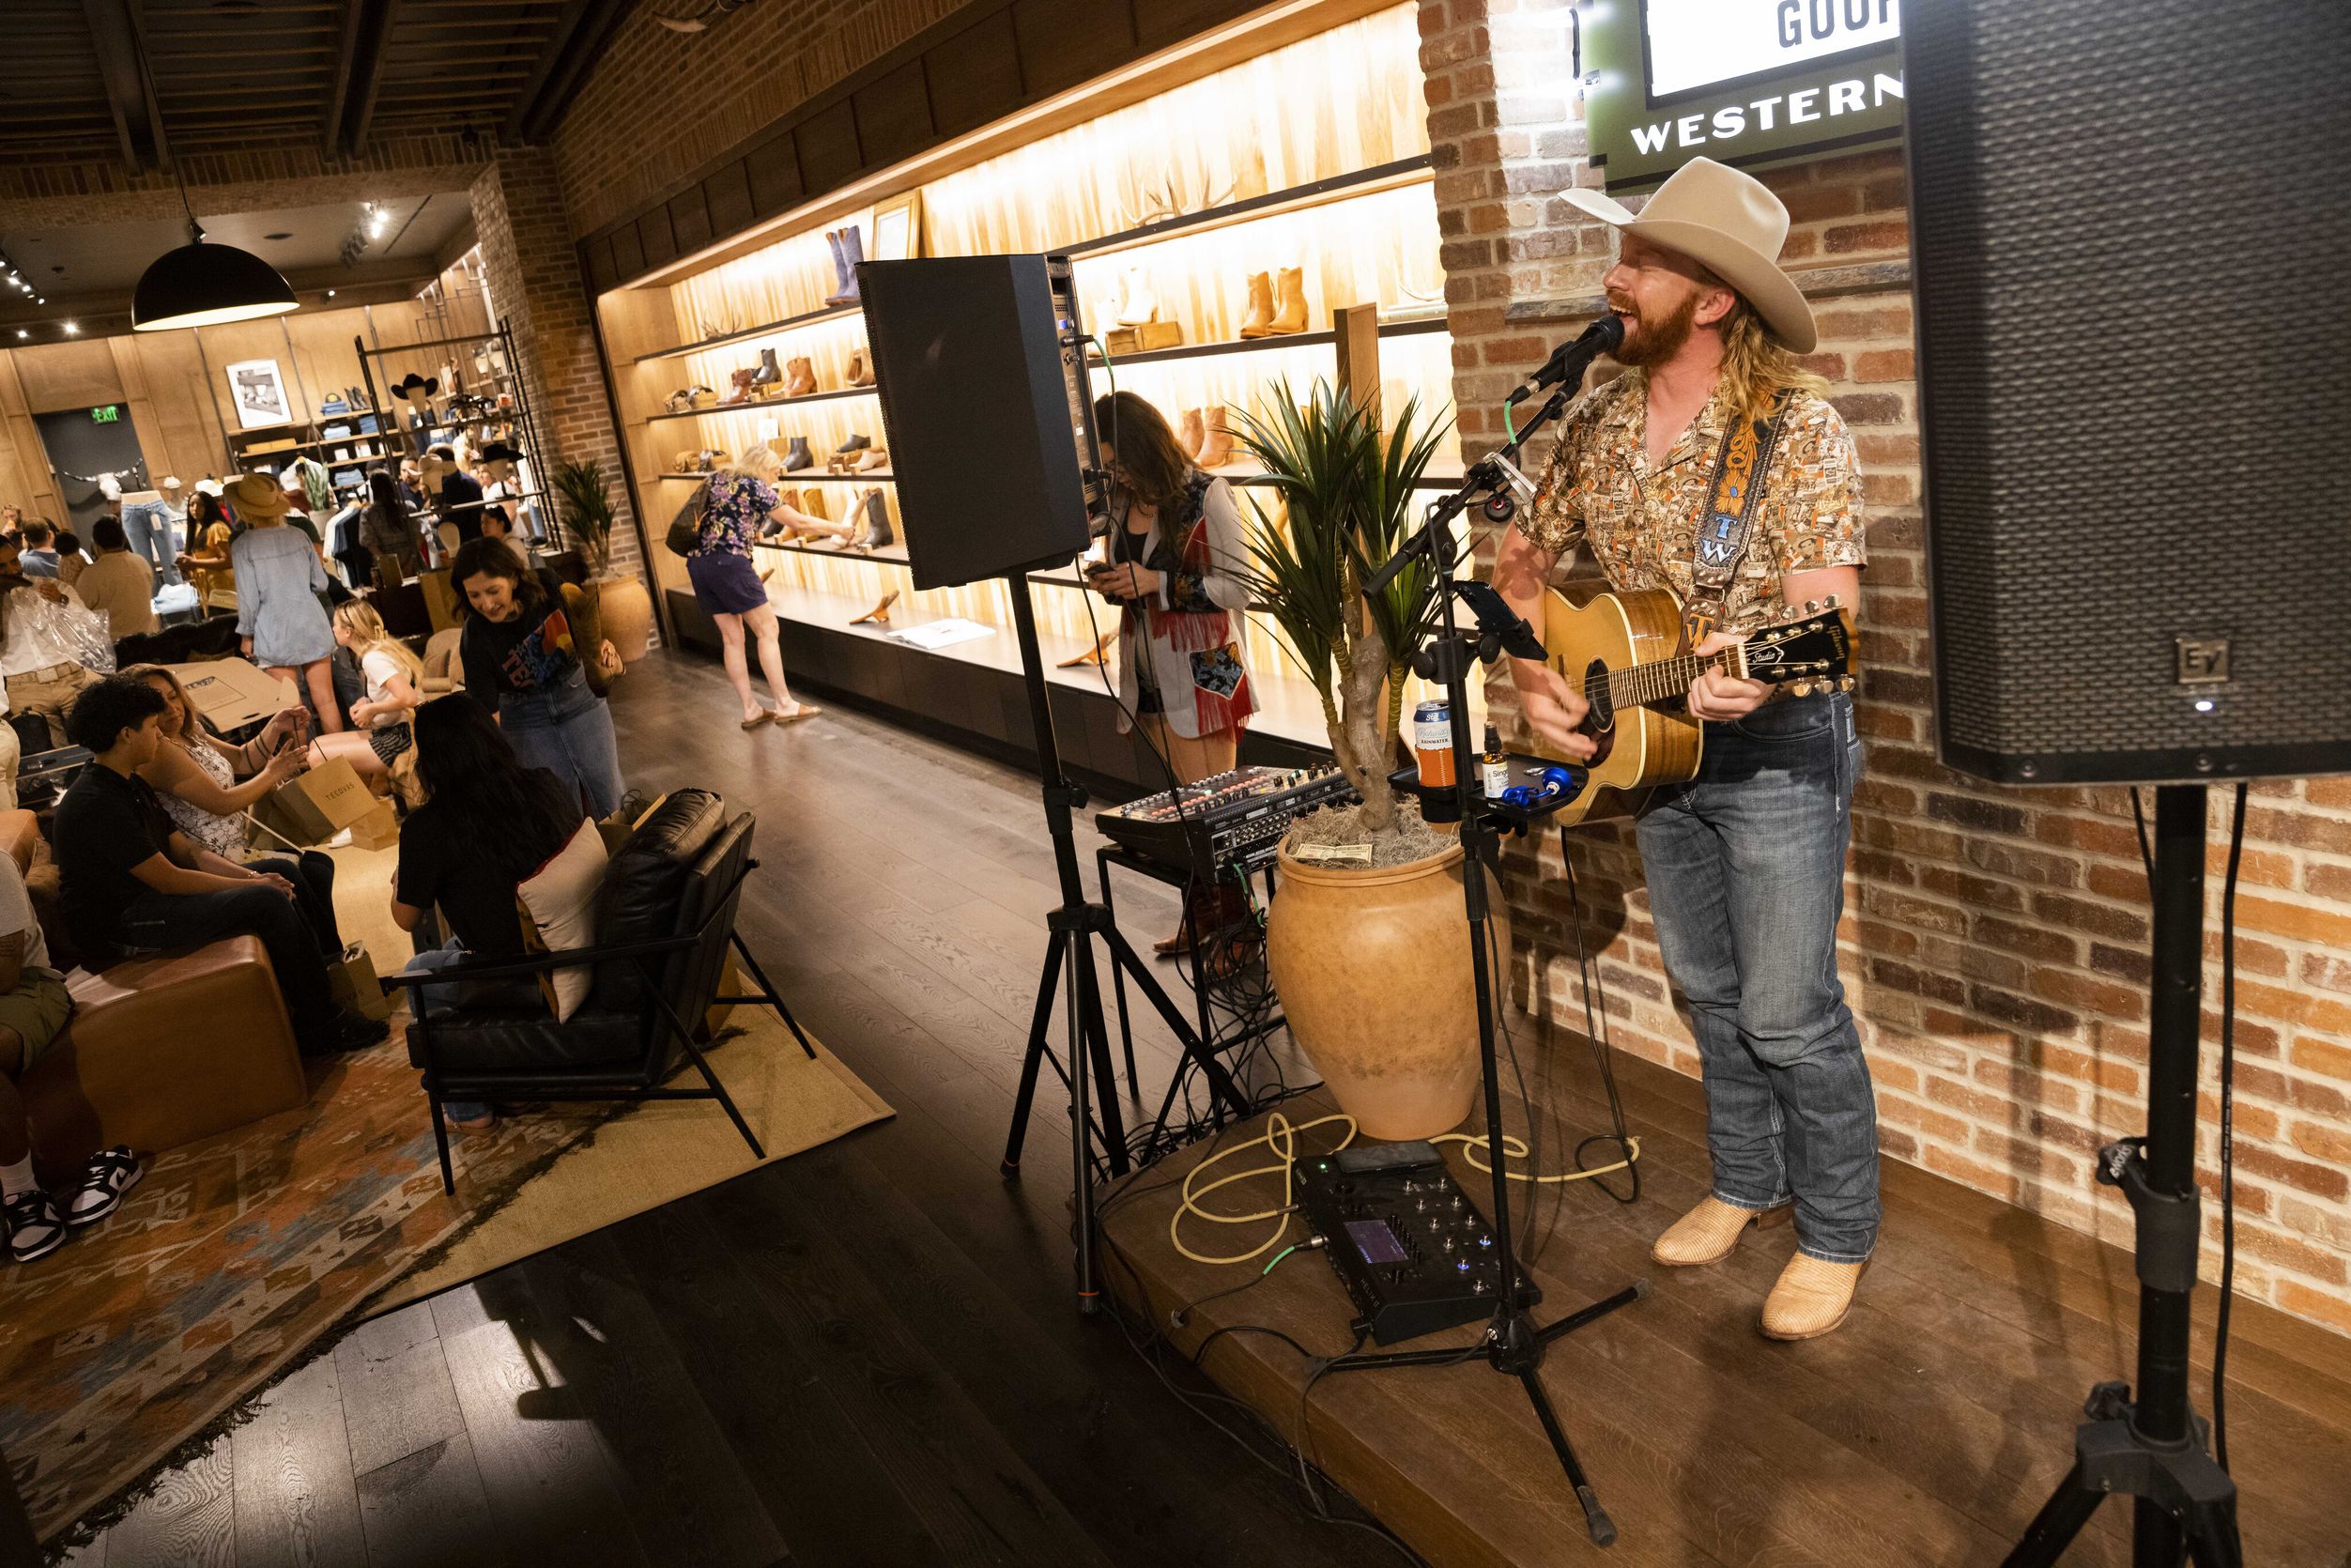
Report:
1480,724,1509,798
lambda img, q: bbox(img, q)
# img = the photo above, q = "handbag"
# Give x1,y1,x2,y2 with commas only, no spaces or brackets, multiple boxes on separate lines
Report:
665,481,710,556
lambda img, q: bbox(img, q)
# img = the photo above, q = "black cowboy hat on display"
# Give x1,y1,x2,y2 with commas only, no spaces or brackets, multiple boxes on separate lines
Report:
392,373,439,402
480,440,524,464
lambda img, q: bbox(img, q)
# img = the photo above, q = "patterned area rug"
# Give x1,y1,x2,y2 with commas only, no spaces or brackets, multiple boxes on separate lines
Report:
0,1000,889,1541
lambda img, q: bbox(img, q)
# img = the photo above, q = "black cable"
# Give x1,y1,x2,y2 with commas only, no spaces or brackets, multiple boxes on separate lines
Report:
2129,787,2156,886
1559,831,1641,1205
2214,782,2245,1472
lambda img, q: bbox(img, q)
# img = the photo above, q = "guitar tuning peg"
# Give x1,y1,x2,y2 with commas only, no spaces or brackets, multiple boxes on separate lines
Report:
1805,598,1821,613
1838,675,1855,692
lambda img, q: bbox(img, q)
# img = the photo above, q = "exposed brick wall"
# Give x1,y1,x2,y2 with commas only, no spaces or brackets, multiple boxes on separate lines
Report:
1418,0,2351,1337
468,146,648,600
549,0,973,242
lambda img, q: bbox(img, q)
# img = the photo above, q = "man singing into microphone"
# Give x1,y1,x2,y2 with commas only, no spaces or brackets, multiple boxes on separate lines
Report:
1492,158,1875,1340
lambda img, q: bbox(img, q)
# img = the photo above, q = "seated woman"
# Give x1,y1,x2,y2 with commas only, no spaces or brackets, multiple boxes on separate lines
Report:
53,678,383,1056
175,490,236,606
307,600,423,792
392,695,588,1130
121,665,343,957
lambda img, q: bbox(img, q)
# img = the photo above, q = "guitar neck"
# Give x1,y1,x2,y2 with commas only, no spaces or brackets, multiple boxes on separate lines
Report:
1593,648,1737,713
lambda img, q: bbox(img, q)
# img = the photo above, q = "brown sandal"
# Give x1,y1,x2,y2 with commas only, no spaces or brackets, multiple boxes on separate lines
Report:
772,703,822,726
741,713,773,730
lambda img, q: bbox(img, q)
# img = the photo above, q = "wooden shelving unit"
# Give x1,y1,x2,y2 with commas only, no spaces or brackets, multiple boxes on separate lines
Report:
591,3,1472,785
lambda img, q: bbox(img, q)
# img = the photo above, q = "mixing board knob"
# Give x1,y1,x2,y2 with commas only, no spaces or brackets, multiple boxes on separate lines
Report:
1442,1237,1456,1253
1449,1194,1465,1211
1414,1198,1428,1212
1477,1235,1493,1249
1473,1279,1489,1295
1455,1259,1472,1274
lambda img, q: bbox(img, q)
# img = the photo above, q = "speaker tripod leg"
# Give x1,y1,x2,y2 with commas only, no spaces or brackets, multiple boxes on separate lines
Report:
2002,1460,2106,1568
1001,929,1068,1176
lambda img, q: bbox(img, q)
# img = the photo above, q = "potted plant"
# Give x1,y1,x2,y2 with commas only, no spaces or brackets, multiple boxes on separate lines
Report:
552,459,653,664
1237,381,1509,1140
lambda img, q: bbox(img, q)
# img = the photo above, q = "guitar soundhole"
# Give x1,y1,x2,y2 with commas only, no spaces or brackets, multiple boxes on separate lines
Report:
1580,659,1618,767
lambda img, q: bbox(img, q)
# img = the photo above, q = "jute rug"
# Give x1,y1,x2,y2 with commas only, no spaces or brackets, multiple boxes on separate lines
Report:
0,841,891,1542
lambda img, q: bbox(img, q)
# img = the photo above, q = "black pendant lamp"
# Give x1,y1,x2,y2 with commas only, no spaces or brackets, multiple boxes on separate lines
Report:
132,218,298,331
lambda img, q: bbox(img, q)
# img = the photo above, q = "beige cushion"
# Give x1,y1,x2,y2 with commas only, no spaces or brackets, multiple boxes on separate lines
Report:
515,820,607,1021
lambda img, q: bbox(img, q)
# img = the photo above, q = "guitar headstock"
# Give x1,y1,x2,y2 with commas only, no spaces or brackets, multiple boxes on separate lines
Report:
1730,596,1856,696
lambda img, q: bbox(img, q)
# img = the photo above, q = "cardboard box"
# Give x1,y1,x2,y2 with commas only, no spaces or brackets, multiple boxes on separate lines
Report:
250,759,376,849
164,659,299,735
420,568,462,632
346,799,400,851
327,943,392,1022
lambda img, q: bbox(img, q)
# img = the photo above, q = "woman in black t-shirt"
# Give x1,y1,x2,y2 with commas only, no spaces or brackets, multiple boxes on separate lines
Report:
391,694,586,1128
451,537,623,819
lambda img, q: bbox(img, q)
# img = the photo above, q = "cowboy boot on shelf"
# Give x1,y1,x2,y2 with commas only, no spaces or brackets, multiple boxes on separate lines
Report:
1177,407,1205,458
784,435,813,471
798,487,828,520
1268,267,1308,335
845,348,875,388
1194,404,1235,468
826,226,865,306
722,367,757,404
1237,270,1277,338
857,488,895,550
752,346,782,390
784,356,818,397
1114,267,1159,326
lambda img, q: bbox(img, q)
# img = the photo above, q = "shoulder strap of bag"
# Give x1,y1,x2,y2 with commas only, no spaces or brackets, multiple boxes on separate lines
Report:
1682,387,1797,646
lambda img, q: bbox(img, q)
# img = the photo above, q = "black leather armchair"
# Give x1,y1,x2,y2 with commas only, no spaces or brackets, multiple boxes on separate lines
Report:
385,790,815,1194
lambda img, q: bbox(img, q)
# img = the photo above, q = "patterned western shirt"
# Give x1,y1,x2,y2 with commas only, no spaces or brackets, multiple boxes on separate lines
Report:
1519,371,1866,632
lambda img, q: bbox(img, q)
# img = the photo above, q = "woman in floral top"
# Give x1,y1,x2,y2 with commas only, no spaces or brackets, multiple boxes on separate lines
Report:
688,442,821,730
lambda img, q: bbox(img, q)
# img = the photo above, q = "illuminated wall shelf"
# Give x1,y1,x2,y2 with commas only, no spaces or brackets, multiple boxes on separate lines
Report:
633,301,863,364
642,385,875,424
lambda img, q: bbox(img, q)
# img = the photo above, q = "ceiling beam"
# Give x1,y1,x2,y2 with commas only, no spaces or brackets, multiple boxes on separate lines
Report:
503,0,632,145
324,0,402,160
80,0,168,174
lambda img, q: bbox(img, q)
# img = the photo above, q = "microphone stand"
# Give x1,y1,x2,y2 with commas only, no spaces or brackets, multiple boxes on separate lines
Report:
1324,369,1646,1548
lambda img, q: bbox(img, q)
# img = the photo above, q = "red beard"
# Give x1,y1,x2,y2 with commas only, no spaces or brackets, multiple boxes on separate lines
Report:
1610,290,1701,369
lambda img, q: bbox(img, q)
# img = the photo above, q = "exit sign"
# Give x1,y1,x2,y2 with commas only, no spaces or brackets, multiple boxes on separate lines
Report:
90,405,120,423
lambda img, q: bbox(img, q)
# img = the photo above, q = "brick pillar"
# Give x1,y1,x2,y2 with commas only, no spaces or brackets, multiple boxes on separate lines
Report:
468,146,650,609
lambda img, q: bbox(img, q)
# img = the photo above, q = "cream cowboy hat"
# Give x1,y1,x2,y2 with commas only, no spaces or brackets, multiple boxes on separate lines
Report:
1563,157,1817,354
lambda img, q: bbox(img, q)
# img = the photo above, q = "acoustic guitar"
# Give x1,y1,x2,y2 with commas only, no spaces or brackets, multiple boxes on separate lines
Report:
1531,588,1856,824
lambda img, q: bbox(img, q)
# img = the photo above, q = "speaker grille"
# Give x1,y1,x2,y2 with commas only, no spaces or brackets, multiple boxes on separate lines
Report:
1907,0,2351,782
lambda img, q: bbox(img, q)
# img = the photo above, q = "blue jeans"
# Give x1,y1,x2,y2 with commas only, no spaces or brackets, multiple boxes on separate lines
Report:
120,500,182,587
402,937,488,1123
1635,692,1879,1263
499,666,622,819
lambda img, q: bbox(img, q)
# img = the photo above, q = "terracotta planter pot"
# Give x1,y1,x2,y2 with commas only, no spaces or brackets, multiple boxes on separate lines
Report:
1266,840,1508,1141
597,576,654,664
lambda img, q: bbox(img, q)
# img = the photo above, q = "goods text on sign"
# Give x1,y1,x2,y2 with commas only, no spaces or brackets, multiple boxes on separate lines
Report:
1585,0,1908,192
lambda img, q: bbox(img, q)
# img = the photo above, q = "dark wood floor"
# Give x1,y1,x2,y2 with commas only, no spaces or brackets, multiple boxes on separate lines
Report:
70,651,1400,1568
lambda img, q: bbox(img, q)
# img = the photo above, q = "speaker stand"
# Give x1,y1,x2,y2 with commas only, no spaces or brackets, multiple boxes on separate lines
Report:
2004,785,2241,1567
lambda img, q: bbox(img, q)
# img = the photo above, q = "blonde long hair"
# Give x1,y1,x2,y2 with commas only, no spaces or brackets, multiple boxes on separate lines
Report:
333,599,424,684
1714,295,1828,424
120,663,209,743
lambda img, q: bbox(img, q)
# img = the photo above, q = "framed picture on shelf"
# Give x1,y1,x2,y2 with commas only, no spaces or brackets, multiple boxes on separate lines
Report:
871,192,924,262
224,359,292,430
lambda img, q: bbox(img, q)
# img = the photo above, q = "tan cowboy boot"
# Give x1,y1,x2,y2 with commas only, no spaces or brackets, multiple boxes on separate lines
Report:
1759,1253,1867,1340
1268,265,1308,334
1193,404,1234,468
1176,407,1206,459
1650,1196,1791,1267
1237,270,1276,338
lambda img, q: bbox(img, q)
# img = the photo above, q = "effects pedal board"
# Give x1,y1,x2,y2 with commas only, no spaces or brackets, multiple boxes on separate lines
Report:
1292,1141,1539,1345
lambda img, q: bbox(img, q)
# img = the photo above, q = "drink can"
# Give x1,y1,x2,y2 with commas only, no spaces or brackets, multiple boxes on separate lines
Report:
1413,698,1456,789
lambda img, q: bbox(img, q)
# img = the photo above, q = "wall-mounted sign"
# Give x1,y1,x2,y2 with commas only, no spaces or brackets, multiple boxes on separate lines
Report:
1584,0,1907,192
89,404,121,423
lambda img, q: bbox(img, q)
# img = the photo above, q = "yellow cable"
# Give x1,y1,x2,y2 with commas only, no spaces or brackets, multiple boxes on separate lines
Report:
1432,1131,1642,1184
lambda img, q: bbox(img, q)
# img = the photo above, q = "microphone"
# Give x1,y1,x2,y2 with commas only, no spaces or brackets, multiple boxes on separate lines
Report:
1507,314,1624,407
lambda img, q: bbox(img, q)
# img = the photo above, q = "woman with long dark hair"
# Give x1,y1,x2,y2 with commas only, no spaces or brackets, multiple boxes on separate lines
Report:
452,536,623,817
391,694,586,1128
360,469,422,584
1084,391,1256,954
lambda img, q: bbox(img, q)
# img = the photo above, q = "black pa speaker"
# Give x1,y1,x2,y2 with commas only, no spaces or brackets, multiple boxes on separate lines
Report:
856,254,1094,590
1904,0,2351,785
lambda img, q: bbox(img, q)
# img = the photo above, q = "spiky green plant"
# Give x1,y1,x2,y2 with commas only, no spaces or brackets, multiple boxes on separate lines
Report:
1233,380,1450,836
552,458,617,576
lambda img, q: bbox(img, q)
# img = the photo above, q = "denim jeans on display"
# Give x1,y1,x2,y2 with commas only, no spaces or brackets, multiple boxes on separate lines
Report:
499,665,622,819
120,500,182,587
1634,691,1879,1263
401,936,488,1123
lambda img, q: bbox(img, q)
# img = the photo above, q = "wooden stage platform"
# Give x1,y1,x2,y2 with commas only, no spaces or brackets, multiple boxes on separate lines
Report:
1097,1025,2351,1566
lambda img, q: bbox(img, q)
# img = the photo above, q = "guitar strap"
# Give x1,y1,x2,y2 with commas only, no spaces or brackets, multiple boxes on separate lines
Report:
1681,388,1797,647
